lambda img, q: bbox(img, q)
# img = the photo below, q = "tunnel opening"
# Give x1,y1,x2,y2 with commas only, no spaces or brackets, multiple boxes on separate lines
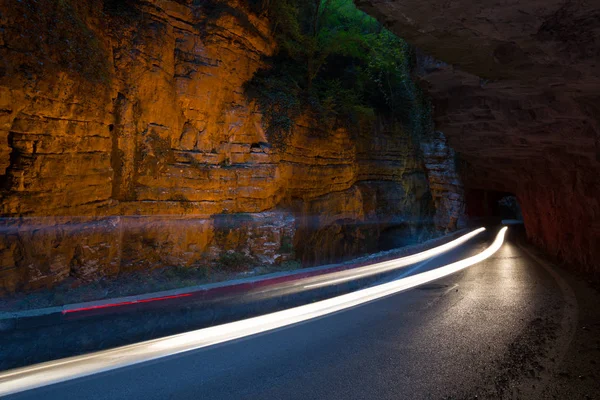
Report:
497,195,523,221
465,189,523,224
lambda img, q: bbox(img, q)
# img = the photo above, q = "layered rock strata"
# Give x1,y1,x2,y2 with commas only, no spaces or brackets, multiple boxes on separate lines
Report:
0,0,464,293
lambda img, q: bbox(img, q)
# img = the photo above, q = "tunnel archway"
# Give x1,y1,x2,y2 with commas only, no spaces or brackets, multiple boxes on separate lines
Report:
465,189,523,222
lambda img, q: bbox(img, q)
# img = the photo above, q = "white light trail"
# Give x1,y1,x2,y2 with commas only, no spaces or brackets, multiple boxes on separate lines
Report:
0,227,507,397
297,227,485,290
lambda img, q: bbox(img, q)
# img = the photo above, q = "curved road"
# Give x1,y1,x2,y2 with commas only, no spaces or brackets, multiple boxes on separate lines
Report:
4,228,599,399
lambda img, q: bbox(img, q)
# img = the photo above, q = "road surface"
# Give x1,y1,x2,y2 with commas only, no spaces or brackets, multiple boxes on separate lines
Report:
3,227,599,399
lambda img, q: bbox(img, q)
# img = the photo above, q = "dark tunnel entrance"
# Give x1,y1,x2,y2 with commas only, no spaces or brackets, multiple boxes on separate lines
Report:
465,189,523,223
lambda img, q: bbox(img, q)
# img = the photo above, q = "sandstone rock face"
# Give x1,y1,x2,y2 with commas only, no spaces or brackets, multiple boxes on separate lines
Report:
357,0,600,273
286,120,444,266
0,0,464,293
420,130,465,232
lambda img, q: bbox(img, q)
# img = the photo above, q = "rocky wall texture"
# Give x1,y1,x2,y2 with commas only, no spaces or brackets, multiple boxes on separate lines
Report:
357,0,600,274
0,0,464,293
420,130,465,232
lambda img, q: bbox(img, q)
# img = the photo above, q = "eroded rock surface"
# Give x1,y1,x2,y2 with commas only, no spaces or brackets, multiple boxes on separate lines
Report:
0,0,465,293
420,130,465,232
358,0,600,273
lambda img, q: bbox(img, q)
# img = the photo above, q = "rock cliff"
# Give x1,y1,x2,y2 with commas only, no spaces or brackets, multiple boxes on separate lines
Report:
358,0,600,274
0,0,464,293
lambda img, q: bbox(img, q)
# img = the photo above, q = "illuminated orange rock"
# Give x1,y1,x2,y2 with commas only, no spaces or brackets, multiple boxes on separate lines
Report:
0,0,463,293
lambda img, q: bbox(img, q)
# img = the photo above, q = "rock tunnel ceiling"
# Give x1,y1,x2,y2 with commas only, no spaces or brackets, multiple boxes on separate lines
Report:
357,0,600,272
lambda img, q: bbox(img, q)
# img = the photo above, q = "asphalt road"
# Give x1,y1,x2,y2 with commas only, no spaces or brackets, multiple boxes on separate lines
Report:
0,229,487,372
5,228,598,399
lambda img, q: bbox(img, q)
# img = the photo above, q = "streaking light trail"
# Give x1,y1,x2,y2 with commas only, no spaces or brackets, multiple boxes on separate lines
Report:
62,293,193,314
0,227,507,397
59,227,485,315
298,227,485,289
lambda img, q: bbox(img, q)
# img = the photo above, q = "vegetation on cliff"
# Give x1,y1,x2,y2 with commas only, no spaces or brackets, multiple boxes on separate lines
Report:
244,0,431,147
4,0,110,83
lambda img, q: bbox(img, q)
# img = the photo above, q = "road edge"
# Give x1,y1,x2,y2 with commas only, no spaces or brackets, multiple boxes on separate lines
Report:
514,241,579,398
0,228,474,328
